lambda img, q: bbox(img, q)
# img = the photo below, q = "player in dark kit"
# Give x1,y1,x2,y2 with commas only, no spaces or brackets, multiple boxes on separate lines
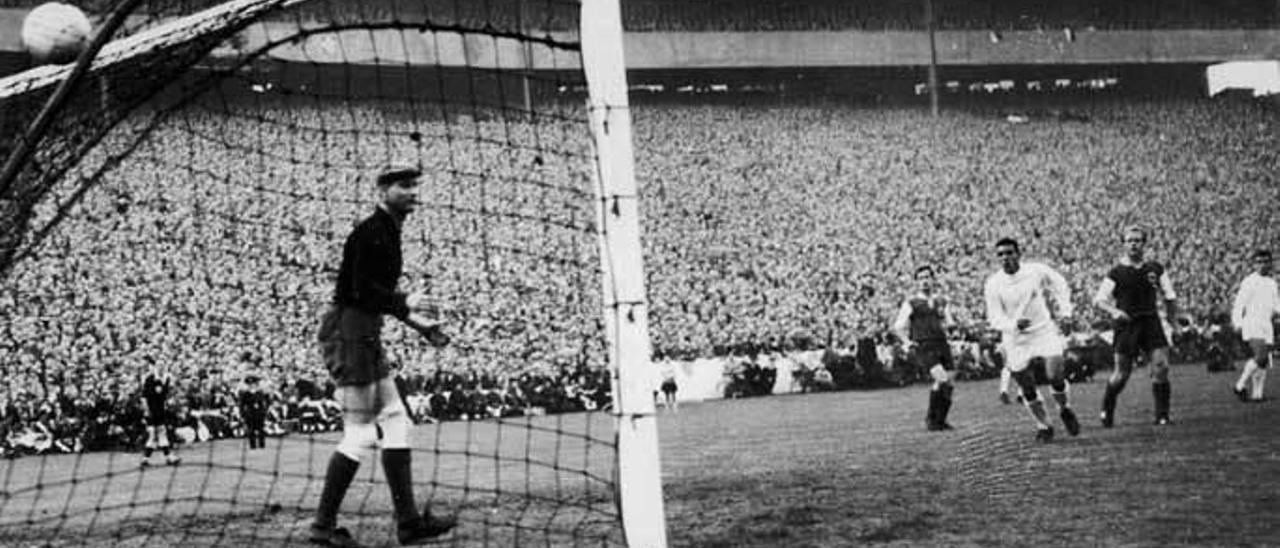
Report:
310,166,456,548
894,265,958,431
139,362,181,466
658,365,678,413
239,375,270,450
1093,226,1179,427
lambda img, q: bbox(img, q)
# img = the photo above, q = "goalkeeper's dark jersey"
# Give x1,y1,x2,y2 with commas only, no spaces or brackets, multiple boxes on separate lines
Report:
333,207,410,319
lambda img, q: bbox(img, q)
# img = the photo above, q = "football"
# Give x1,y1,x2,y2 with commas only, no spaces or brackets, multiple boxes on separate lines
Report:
21,2,92,65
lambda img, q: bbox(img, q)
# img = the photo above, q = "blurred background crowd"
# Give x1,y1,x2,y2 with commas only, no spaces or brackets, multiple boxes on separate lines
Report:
3,93,1272,458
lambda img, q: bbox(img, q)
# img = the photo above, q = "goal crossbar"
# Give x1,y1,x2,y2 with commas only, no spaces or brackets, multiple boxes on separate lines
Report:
0,0,305,100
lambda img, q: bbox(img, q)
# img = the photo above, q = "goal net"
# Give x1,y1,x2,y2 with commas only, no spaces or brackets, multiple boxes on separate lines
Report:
0,0,665,546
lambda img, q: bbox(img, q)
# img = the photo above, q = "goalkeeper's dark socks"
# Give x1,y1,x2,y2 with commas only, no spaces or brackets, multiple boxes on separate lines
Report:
314,452,360,529
382,448,419,525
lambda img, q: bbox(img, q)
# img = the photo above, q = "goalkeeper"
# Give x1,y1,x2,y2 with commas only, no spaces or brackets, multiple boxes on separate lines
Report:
311,166,455,547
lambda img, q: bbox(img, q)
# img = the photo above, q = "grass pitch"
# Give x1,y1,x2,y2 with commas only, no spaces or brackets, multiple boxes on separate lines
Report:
2,362,1277,547
659,363,1280,547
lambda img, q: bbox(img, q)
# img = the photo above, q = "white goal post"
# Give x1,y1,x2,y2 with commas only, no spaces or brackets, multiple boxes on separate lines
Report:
581,0,669,547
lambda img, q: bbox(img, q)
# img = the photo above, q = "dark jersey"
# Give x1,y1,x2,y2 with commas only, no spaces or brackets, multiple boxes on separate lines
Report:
333,207,410,318
142,374,170,416
239,390,270,416
907,297,949,343
1106,261,1166,318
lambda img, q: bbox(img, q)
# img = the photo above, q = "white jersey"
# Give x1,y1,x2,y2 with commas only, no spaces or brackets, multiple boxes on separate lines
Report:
985,262,1073,371
984,262,1074,339
1232,272,1280,343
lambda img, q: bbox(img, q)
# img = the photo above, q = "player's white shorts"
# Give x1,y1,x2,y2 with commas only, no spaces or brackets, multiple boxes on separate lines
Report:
1241,320,1275,345
1002,329,1065,373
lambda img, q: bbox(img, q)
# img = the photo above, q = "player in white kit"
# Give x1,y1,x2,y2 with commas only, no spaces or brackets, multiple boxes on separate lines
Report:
1232,249,1280,402
984,238,1081,442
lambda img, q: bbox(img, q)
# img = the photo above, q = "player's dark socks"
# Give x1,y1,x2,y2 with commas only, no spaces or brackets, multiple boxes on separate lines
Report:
1060,408,1080,436
381,448,420,525
926,387,954,430
925,390,940,430
314,452,360,530
1101,381,1122,420
1153,382,1171,422
937,384,954,427
143,448,153,458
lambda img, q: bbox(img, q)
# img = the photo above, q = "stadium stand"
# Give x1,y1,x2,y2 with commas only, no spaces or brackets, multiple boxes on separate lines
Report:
2,90,1276,456
0,0,1275,31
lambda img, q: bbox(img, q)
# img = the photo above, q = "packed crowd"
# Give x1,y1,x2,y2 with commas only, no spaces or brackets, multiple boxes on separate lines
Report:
1,88,1276,457
0,356,612,457
615,0,1279,32
0,0,1274,32
633,96,1278,359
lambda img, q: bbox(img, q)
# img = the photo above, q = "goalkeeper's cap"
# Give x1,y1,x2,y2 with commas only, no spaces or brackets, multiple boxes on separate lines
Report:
245,375,261,384
376,165,422,187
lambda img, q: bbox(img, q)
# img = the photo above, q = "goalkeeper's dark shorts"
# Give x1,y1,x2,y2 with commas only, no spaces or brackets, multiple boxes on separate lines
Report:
338,376,405,424
318,304,390,386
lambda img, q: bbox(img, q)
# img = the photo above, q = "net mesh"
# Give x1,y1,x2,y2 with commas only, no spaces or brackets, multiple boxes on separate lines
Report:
0,1,628,546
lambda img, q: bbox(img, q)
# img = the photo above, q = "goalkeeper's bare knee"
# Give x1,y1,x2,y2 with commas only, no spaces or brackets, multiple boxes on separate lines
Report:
379,410,412,450
337,422,378,462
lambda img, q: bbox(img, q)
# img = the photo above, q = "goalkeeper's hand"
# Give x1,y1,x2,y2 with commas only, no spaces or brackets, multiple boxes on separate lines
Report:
406,291,441,317
405,312,451,348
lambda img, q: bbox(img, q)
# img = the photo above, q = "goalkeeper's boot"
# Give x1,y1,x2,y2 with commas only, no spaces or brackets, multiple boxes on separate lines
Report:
398,510,457,545
309,525,362,548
